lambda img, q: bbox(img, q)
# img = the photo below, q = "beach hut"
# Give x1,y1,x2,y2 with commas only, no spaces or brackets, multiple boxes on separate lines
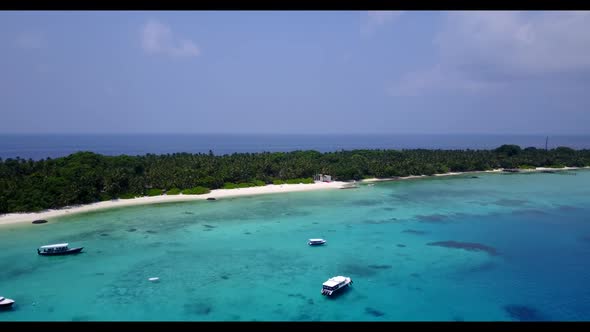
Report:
314,174,332,182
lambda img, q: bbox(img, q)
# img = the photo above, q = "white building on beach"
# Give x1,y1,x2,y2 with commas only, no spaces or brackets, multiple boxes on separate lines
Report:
314,174,332,182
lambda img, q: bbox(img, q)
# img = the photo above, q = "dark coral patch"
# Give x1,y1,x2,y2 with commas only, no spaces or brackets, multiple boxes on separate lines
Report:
352,199,382,207
365,307,385,317
368,264,392,270
494,199,529,207
364,218,399,225
184,303,213,316
340,263,377,277
287,293,306,299
427,241,498,256
415,214,448,223
511,209,547,216
504,305,548,321
557,205,580,211
402,229,428,235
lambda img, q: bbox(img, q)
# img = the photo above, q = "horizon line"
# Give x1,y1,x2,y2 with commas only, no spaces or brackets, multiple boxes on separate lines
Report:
1,132,588,136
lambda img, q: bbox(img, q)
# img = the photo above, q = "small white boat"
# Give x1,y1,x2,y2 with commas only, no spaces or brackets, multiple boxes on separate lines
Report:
0,296,15,309
308,238,326,246
321,276,353,296
340,182,359,189
148,277,160,282
37,243,83,256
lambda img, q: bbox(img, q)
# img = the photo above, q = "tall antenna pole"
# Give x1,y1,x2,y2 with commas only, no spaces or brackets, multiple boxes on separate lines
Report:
545,136,548,151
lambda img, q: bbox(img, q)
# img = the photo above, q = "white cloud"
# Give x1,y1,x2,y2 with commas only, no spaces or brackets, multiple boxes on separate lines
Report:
391,11,590,96
361,11,403,36
141,20,200,58
15,31,46,49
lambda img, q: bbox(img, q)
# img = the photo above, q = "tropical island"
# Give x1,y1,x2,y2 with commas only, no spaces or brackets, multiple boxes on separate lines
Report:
0,144,589,216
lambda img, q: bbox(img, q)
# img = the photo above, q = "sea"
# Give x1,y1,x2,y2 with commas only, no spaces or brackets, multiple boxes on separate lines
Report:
1,170,590,321
1,134,589,160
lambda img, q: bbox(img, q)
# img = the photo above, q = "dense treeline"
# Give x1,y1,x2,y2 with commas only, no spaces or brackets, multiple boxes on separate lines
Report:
1,144,589,213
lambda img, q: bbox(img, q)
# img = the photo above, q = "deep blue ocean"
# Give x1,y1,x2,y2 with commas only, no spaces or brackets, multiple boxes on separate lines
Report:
1,134,589,160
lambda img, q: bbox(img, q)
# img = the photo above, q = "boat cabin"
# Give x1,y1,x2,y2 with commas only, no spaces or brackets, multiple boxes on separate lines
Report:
321,276,352,296
38,243,70,254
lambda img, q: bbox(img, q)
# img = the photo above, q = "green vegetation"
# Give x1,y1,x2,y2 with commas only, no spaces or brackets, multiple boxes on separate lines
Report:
518,165,536,169
285,178,314,184
147,188,163,196
253,180,266,187
181,186,211,195
222,182,238,189
166,188,181,195
1,145,589,213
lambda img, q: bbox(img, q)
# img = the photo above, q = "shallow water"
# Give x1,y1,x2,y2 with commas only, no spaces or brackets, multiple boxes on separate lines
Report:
1,170,589,321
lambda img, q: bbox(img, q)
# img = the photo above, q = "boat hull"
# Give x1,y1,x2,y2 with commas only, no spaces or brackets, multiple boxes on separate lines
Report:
321,278,353,296
0,301,15,309
37,247,84,256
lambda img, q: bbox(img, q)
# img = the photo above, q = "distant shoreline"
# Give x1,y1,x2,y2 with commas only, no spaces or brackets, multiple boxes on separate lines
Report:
0,166,587,227
360,166,585,183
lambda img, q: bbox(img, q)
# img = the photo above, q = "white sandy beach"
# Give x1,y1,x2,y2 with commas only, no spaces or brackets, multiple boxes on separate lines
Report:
1,166,588,227
361,167,586,183
361,169,505,183
0,181,348,226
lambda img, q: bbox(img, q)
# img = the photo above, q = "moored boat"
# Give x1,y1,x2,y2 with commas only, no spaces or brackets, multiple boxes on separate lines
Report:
308,238,326,246
0,296,15,309
321,276,352,296
37,243,83,256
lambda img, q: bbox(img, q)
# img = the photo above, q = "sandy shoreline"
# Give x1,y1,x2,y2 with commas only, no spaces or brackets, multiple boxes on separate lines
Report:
360,166,586,183
1,166,587,227
0,181,348,226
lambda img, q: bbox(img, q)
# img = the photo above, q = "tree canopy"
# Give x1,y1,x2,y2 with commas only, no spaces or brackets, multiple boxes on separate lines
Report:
1,146,589,213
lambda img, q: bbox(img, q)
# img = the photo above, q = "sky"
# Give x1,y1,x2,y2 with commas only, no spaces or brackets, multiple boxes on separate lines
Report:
1,11,589,135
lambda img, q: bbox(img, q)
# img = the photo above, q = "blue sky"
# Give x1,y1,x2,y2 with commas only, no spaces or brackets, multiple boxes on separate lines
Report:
1,11,589,135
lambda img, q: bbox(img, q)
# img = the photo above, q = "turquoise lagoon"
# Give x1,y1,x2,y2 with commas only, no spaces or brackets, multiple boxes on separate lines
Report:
1,170,590,321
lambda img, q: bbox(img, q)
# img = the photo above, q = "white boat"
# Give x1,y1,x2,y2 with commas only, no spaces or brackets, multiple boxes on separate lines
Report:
0,296,15,309
308,238,326,246
37,243,83,256
340,182,359,189
321,276,353,296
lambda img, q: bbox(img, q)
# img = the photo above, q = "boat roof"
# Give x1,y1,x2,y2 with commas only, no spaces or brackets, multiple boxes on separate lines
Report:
40,243,69,249
309,238,325,242
323,276,347,287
